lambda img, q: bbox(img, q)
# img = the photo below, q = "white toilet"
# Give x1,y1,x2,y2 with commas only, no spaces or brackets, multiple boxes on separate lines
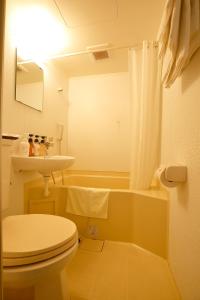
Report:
3,214,78,300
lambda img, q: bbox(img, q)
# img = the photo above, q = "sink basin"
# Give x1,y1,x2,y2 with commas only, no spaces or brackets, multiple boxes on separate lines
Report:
12,155,75,175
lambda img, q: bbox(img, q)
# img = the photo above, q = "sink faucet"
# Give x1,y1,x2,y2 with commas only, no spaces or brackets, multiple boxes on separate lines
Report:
44,141,53,149
44,141,54,155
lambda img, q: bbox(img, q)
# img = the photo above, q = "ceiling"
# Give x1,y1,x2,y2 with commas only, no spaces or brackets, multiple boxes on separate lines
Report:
13,0,165,76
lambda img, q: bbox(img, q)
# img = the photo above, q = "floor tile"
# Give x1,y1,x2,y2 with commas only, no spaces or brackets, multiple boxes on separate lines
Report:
67,240,180,300
79,238,104,252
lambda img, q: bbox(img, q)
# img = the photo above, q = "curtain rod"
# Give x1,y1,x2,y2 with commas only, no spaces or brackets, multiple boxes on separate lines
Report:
17,41,159,65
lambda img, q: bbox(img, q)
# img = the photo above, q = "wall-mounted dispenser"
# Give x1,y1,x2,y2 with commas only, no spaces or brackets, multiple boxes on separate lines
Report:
156,165,187,188
56,123,64,155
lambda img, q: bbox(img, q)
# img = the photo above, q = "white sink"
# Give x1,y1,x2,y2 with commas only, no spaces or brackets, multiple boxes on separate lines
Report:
12,155,75,175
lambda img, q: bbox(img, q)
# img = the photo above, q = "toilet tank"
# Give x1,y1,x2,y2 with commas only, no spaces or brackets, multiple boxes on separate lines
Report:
1,136,19,211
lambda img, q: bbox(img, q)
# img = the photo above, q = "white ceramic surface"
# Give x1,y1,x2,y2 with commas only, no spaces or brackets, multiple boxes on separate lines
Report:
3,214,78,300
3,214,78,266
4,241,78,300
12,155,75,174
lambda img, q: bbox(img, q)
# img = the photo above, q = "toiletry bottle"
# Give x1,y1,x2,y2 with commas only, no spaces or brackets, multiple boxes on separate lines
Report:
34,135,40,156
39,139,47,156
19,134,29,156
41,136,47,144
28,137,35,156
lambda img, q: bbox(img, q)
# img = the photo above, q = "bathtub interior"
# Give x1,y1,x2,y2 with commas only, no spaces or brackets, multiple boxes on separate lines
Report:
51,170,130,189
24,170,168,259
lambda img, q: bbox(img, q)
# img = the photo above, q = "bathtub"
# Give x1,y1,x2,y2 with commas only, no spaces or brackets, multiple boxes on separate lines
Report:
24,170,168,258
63,170,130,189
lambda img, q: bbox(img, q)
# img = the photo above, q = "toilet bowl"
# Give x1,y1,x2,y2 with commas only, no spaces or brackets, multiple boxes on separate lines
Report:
3,214,78,300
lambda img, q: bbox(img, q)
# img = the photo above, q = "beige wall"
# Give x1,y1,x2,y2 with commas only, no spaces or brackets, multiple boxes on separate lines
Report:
161,49,200,300
2,0,68,155
68,73,130,171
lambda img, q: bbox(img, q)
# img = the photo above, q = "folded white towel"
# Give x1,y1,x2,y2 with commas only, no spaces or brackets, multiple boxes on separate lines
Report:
66,186,110,219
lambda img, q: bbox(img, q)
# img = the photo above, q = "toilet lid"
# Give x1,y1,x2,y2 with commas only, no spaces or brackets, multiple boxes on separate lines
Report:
3,214,77,266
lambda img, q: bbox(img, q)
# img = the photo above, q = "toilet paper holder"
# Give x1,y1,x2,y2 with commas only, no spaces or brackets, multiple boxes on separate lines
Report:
164,165,187,183
157,165,187,188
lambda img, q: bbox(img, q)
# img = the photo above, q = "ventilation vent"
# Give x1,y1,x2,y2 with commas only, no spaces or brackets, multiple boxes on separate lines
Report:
87,43,111,61
92,50,109,60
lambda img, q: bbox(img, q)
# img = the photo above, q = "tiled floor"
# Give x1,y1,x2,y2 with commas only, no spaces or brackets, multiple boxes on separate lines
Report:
66,239,180,300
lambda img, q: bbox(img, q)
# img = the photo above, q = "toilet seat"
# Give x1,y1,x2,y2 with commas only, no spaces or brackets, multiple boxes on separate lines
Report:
3,214,78,267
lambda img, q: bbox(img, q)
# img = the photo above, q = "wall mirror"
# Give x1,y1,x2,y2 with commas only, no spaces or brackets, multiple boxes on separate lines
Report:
15,53,44,111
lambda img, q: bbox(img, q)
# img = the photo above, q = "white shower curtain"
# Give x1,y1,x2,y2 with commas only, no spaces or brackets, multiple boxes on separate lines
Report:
129,41,162,190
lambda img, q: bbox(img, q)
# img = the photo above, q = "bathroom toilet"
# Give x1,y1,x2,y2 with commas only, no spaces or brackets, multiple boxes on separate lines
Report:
3,214,78,300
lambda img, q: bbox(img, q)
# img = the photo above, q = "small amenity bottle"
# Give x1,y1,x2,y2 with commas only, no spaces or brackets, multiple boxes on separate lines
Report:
28,137,35,156
39,139,47,156
18,134,29,156
34,136,40,156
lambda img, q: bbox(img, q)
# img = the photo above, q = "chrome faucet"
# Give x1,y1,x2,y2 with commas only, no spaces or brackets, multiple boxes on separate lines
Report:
44,137,54,155
44,141,53,149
